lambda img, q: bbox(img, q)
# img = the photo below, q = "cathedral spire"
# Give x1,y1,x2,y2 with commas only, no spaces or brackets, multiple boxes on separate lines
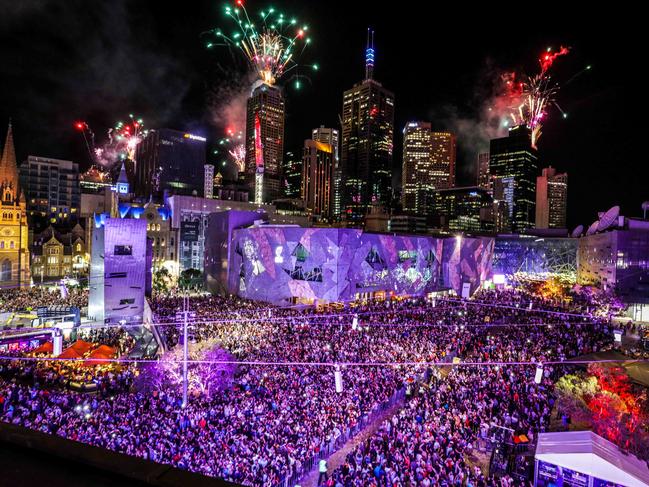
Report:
0,120,19,191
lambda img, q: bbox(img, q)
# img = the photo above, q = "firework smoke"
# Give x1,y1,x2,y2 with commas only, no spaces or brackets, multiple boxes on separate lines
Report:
76,115,147,168
496,47,570,148
429,47,574,180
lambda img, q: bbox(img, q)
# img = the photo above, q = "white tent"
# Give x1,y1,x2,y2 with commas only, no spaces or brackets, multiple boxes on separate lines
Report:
535,431,649,487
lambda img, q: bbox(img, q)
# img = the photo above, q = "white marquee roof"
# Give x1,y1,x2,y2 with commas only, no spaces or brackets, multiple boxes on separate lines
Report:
536,431,649,487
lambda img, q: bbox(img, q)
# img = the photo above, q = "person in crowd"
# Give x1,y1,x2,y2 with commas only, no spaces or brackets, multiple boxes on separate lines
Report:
1,288,618,486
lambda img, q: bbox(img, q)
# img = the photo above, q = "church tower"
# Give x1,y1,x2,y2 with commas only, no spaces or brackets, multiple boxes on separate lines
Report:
0,121,31,287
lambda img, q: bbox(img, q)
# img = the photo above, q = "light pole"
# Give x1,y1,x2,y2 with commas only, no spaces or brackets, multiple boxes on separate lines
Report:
176,293,195,409
182,294,189,408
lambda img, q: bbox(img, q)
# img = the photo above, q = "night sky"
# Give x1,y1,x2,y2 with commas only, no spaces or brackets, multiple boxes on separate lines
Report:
1,1,646,229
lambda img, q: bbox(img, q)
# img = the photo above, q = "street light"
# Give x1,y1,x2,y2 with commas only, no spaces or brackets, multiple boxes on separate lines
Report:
175,295,196,409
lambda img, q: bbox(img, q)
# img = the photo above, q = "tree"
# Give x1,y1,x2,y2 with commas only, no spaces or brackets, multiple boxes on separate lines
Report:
153,267,174,294
555,365,649,460
179,268,202,290
140,339,236,398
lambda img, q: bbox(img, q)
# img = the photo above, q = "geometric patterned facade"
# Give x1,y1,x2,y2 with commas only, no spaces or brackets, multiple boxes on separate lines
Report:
222,225,493,305
493,235,577,279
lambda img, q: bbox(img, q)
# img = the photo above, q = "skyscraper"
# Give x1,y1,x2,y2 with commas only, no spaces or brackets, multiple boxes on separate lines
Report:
428,186,493,232
312,126,340,218
430,131,456,190
477,152,490,192
245,83,285,203
401,122,432,214
0,122,30,287
489,125,538,232
282,151,302,199
301,140,333,221
536,166,568,229
19,155,80,232
340,29,394,226
135,129,207,198
401,123,456,215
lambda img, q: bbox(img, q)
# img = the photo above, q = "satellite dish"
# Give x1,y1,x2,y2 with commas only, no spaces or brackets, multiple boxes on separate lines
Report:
586,220,599,236
597,205,620,232
571,225,584,238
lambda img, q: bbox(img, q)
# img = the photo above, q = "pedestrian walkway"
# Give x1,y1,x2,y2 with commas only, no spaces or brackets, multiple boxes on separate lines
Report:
298,396,406,487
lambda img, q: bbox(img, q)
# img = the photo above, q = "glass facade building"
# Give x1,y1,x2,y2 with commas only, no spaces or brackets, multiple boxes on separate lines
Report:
341,78,394,225
312,127,340,219
134,129,207,198
428,186,493,233
493,235,578,279
301,140,333,222
401,123,457,215
489,125,538,232
536,166,568,229
401,122,432,214
282,151,302,199
244,83,285,203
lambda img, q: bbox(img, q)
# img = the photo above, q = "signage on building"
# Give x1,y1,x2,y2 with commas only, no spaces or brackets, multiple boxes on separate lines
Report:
183,133,207,142
180,221,200,242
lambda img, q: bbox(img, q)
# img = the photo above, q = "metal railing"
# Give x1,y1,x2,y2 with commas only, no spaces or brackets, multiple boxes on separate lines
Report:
280,386,406,487
278,354,459,487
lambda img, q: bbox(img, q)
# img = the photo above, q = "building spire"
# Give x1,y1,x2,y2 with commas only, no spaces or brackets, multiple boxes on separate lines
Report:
117,161,129,184
365,28,375,80
0,119,19,191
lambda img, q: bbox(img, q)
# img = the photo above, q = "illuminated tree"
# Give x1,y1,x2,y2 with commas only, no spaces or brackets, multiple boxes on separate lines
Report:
139,339,235,398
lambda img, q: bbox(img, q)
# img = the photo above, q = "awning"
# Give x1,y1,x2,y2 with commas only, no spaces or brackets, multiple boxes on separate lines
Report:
31,341,53,355
536,431,649,487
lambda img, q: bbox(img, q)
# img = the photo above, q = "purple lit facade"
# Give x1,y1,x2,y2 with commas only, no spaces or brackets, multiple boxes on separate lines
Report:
210,223,493,305
88,217,149,323
204,210,269,295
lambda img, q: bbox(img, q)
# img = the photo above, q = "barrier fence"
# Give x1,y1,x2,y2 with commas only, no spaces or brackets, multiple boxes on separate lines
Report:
280,386,406,487
282,353,457,487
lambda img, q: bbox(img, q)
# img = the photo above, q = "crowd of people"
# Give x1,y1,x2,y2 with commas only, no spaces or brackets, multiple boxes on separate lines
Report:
1,288,620,486
0,286,88,313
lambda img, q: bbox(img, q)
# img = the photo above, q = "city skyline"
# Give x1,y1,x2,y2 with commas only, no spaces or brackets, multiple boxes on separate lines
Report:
0,1,645,229
2,4,649,485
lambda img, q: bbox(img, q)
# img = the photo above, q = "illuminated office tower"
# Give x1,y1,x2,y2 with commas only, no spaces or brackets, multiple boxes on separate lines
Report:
135,129,207,198
430,131,456,190
401,122,432,214
301,140,333,221
536,166,568,229
401,123,456,215
477,152,491,192
489,125,538,232
340,29,394,226
312,126,340,218
282,151,302,199
244,83,285,203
